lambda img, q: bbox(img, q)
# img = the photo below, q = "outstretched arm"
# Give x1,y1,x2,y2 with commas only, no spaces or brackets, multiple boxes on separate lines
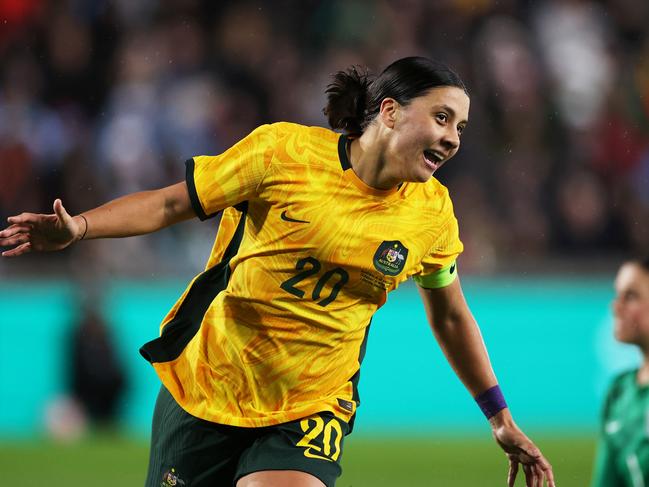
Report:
1,181,194,257
418,278,556,487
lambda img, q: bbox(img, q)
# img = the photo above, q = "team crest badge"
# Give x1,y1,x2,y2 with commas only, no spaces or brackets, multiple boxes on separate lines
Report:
373,240,409,276
161,468,186,487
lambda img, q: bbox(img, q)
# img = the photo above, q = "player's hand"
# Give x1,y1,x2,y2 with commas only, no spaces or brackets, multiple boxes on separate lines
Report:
0,199,83,257
492,420,556,487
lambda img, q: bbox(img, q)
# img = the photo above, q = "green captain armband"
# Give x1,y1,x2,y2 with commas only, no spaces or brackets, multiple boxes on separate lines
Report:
413,261,458,289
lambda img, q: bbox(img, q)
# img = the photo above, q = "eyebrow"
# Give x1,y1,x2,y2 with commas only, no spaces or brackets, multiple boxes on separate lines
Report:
437,104,469,125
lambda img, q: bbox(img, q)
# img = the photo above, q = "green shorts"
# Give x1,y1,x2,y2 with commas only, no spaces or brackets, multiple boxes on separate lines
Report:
145,386,349,487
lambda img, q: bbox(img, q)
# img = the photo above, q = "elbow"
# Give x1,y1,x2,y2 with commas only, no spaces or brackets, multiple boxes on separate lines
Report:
161,183,194,226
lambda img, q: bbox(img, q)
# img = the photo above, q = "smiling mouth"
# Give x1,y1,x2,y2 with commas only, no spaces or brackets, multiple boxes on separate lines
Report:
423,150,444,171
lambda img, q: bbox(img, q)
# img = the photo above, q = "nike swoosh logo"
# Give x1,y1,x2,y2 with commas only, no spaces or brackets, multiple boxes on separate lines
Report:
281,210,310,224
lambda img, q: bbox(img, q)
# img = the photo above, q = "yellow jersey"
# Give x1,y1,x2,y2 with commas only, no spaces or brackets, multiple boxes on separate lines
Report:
140,122,463,428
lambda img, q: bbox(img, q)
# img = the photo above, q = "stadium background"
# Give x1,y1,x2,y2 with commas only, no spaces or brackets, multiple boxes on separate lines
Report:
1,0,648,485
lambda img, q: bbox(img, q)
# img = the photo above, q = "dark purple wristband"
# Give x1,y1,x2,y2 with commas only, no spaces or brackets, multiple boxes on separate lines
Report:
474,385,507,419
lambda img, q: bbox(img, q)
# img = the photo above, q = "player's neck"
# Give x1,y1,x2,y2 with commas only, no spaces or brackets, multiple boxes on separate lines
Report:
638,358,649,385
350,131,401,191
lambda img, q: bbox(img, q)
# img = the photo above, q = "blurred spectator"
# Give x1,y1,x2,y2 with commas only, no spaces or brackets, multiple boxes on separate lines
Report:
552,167,627,253
1,0,648,275
532,0,614,131
69,305,126,429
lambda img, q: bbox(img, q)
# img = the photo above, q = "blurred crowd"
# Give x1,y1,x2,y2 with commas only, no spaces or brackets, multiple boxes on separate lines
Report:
1,0,648,276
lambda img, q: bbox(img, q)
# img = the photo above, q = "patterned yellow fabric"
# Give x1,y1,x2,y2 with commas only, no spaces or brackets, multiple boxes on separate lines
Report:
151,122,463,427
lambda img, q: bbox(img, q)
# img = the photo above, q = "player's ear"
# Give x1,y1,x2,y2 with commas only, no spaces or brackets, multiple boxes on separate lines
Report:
379,98,399,129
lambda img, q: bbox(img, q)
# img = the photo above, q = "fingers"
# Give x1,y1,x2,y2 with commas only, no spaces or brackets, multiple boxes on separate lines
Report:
0,225,32,254
499,430,555,487
508,459,519,487
526,461,539,487
534,463,544,487
521,462,547,487
539,456,555,487
519,454,554,487
53,199,69,220
1,241,31,257
0,224,32,239
54,199,82,240
546,468,556,487
7,213,43,225
523,464,533,487
0,233,30,248
2,202,76,256
528,451,554,487
53,198,76,229
5,199,67,228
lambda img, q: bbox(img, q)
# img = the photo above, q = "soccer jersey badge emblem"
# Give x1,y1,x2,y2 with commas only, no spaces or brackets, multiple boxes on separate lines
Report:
373,240,409,276
161,468,186,486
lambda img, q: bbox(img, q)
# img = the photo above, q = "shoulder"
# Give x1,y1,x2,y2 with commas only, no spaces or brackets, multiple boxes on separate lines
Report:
608,369,637,391
404,177,455,215
268,122,340,166
269,122,338,142
425,177,451,200
604,369,638,404
601,368,638,422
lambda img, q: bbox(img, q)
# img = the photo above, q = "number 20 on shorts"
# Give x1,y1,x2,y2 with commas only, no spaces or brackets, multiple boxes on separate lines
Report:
296,414,343,461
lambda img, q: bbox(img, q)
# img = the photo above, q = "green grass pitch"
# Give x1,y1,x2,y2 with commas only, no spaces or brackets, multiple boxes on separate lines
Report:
0,434,595,486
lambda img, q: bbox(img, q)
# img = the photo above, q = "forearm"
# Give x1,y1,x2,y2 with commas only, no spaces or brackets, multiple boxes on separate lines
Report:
75,182,194,240
434,314,515,430
432,311,498,398
418,282,504,416
419,280,555,485
431,300,515,428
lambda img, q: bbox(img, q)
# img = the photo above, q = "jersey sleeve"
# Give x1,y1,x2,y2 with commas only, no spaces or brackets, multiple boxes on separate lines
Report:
591,439,624,487
591,379,625,487
186,124,276,220
412,194,464,289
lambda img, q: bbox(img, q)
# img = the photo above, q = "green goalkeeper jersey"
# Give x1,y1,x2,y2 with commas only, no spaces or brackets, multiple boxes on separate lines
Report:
592,369,649,487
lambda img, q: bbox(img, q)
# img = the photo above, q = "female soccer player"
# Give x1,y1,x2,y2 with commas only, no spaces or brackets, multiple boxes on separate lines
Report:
1,57,555,487
592,257,649,487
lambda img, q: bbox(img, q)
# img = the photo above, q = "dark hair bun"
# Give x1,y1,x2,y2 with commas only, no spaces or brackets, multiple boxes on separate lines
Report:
323,66,371,135
323,57,467,135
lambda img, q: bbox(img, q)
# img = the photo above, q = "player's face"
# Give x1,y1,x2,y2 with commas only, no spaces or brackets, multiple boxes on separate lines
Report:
387,86,469,183
612,263,649,346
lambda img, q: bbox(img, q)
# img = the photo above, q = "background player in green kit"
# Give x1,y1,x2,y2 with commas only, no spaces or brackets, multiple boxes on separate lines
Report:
592,257,649,487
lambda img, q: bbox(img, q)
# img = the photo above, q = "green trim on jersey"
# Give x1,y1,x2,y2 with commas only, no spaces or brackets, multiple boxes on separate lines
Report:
186,158,213,221
413,261,458,289
139,199,248,363
347,321,371,434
